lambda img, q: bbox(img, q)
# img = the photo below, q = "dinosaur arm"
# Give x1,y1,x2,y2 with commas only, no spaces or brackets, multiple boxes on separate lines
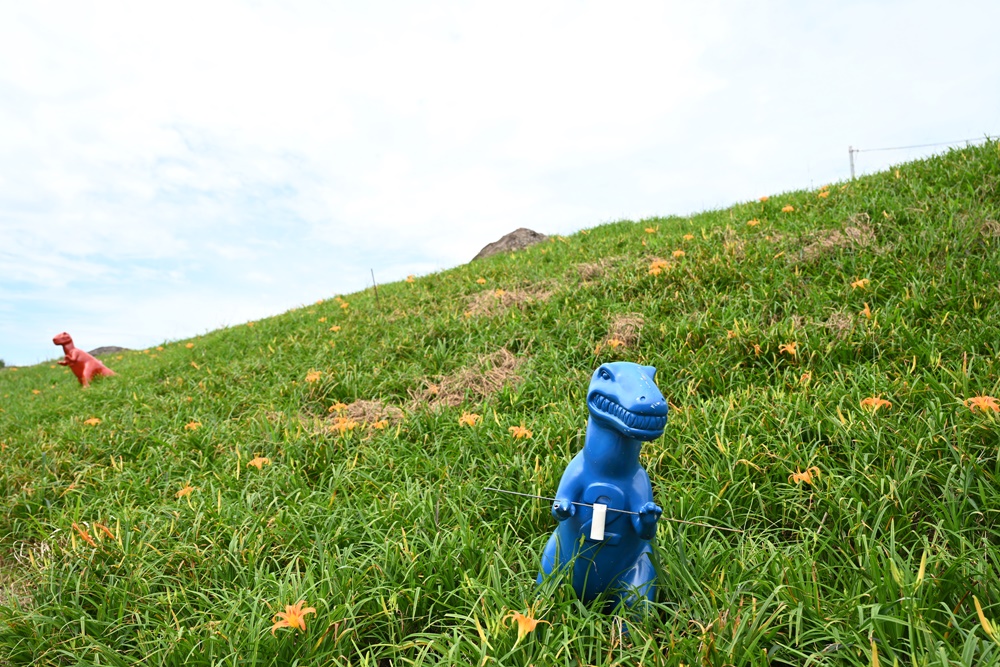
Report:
552,454,585,520
629,469,661,539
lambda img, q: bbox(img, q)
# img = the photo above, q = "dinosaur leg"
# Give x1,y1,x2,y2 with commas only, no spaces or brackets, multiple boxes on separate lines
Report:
611,545,657,612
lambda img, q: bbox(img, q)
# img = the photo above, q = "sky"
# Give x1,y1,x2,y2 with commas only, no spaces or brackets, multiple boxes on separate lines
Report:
2,1,998,366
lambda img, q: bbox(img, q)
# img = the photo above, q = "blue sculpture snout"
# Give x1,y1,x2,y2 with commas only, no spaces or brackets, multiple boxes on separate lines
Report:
587,363,667,440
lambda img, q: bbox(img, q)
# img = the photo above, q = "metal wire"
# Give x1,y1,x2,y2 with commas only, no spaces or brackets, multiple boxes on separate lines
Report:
484,486,744,533
854,136,998,153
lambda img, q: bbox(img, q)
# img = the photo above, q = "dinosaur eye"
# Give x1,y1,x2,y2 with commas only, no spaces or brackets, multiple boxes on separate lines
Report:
599,368,611,381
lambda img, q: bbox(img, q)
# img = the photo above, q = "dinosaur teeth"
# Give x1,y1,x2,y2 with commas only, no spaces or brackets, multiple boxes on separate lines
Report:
591,394,666,432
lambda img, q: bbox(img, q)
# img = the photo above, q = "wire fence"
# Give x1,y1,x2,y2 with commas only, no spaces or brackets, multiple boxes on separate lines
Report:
848,135,999,178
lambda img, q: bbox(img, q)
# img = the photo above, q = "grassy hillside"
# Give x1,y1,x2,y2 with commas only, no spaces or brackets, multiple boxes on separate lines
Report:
2,142,1000,666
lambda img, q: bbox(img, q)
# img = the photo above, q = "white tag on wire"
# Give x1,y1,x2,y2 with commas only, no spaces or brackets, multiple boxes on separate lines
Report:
590,503,607,541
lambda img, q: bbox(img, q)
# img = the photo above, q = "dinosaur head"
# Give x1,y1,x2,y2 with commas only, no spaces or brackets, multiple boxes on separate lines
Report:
52,332,73,346
586,362,668,441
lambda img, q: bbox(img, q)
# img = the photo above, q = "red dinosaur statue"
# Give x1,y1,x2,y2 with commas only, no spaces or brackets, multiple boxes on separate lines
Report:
52,332,117,387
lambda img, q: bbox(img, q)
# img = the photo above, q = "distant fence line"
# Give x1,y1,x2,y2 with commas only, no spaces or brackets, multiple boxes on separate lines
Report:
848,135,999,179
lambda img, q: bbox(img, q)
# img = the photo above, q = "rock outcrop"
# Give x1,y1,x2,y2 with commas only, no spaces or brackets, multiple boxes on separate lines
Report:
472,228,547,261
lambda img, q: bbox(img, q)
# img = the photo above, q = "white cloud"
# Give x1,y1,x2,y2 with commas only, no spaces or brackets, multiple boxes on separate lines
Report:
2,0,999,364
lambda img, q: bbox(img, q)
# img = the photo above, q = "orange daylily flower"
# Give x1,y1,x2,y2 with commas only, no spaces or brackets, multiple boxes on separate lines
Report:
648,259,670,275
458,412,481,427
644,226,657,234
504,610,549,644
818,190,830,198
759,196,769,202
778,342,798,357
966,395,1000,413
328,402,347,413
851,278,870,289
93,522,115,540
781,205,794,213
340,302,349,310
606,338,625,349
509,425,533,439
247,456,271,470
185,343,195,349
862,303,872,319
305,370,322,383
329,417,358,433
406,275,415,283
247,321,255,327
329,325,341,332
373,419,389,430
175,484,196,499
270,601,316,636
683,233,695,240
672,250,685,258
788,466,821,485
494,289,505,297
31,389,41,395
753,344,762,356
84,417,101,426
860,396,892,411
72,522,97,547
476,277,487,285
746,219,760,227
185,421,201,431
318,317,326,323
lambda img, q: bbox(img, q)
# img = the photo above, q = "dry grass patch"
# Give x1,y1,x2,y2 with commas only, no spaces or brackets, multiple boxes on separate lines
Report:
980,219,1000,238
574,257,623,282
333,399,404,427
600,313,644,350
296,400,406,434
576,261,607,282
824,311,856,337
464,283,554,318
791,213,876,264
410,348,523,408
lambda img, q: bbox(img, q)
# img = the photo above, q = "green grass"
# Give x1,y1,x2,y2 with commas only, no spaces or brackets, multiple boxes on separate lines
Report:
2,142,1000,666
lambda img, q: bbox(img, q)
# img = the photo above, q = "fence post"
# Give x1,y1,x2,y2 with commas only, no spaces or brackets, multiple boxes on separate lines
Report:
848,146,856,180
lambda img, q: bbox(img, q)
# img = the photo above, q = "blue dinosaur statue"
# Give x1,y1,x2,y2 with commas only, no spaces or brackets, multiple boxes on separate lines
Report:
538,361,668,609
